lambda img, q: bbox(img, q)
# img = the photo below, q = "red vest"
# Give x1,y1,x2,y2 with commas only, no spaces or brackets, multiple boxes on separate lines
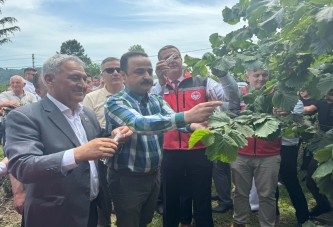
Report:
163,75,208,150
238,86,281,156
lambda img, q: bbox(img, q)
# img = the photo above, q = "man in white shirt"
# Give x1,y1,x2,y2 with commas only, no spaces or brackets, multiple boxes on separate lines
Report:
23,68,40,100
5,54,132,227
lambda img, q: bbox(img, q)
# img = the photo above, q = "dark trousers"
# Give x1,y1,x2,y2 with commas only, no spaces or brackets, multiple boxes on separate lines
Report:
212,161,233,207
180,175,193,225
162,149,213,227
306,158,332,209
88,197,99,227
276,145,309,223
108,169,160,227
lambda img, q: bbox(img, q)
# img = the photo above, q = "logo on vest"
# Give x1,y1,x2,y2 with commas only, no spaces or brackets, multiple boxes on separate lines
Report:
191,91,201,100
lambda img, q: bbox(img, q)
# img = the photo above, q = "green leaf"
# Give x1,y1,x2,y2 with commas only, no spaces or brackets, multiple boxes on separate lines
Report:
236,54,257,62
285,74,309,89
212,56,237,72
253,118,267,125
202,134,215,147
272,90,299,111
281,0,298,7
254,94,274,113
239,110,253,116
259,8,285,31
314,145,333,164
317,74,333,97
315,7,333,23
202,52,216,65
310,0,332,4
283,127,294,137
184,55,201,67
209,33,224,48
208,112,232,127
241,93,257,105
194,59,207,68
301,220,317,227
234,115,253,124
222,7,241,25
191,65,208,77
228,130,248,148
254,119,280,138
315,174,333,200
311,38,333,56
312,161,333,179
205,133,239,163
188,129,212,149
232,123,254,138
242,60,266,72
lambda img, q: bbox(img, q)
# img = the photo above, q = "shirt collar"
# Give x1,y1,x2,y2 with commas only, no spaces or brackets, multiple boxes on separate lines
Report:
168,75,184,84
47,93,83,116
103,85,124,98
124,86,148,104
11,90,26,97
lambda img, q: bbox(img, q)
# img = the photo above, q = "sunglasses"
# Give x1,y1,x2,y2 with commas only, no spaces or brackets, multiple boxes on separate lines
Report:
103,67,121,74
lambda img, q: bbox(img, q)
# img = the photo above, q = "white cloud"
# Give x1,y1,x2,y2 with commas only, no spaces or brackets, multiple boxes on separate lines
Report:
0,0,243,70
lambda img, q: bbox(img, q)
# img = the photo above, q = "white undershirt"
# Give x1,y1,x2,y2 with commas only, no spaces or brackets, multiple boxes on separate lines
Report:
47,93,99,201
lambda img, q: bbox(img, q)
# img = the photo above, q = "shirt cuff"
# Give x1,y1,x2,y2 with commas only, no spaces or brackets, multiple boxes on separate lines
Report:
174,112,186,128
0,162,8,177
61,149,79,174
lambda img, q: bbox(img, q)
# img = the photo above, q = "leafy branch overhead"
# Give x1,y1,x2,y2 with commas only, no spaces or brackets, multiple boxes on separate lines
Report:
186,0,333,198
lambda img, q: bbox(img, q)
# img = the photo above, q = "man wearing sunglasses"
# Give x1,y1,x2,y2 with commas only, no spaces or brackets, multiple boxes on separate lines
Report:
83,57,125,129
23,67,40,100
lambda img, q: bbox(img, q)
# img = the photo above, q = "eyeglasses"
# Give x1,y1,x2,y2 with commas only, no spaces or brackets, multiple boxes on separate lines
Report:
103,67,121,74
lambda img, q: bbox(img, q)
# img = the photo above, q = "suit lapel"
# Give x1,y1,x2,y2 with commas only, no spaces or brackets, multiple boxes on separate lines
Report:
42,97,81,147
80,110,99,168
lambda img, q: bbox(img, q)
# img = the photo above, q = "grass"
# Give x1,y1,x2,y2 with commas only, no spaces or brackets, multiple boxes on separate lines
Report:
0,146,332,227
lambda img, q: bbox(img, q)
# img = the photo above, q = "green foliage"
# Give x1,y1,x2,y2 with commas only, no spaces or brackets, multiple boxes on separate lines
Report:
58,39,92,65
128,44,145,53
0,0,20,46
85,63,100,76
189,111,311,163
187,0,333,198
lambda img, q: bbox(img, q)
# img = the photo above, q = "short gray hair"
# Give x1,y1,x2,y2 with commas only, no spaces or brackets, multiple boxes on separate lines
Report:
100,57,119,71
42,54,85,86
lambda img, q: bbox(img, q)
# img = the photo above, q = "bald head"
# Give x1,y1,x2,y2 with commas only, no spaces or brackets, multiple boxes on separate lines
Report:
10,75,24,83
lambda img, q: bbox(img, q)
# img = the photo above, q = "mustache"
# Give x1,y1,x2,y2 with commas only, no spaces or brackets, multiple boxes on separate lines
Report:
141,80,153,85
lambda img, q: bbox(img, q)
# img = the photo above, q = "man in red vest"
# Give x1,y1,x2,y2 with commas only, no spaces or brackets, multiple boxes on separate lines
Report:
152,45,240,227
231,69,281,227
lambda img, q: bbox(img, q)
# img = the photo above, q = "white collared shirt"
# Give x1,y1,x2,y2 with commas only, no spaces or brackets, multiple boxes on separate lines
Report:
47,93,99,201
24,79,40,100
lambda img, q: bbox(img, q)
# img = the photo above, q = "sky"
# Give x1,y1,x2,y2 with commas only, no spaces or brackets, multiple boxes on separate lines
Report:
0,0,242,72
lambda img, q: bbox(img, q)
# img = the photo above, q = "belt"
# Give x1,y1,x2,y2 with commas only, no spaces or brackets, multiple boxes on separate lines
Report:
113,166,160,178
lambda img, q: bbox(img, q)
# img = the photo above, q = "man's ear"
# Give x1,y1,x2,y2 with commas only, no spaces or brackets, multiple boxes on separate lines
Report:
44,74,55,87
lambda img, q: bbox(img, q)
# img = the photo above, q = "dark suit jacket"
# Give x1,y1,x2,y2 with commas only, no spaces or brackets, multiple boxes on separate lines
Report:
5,96,111,227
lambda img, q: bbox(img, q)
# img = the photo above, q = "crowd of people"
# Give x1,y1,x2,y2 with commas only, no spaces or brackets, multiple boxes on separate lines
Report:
0,45,332,227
